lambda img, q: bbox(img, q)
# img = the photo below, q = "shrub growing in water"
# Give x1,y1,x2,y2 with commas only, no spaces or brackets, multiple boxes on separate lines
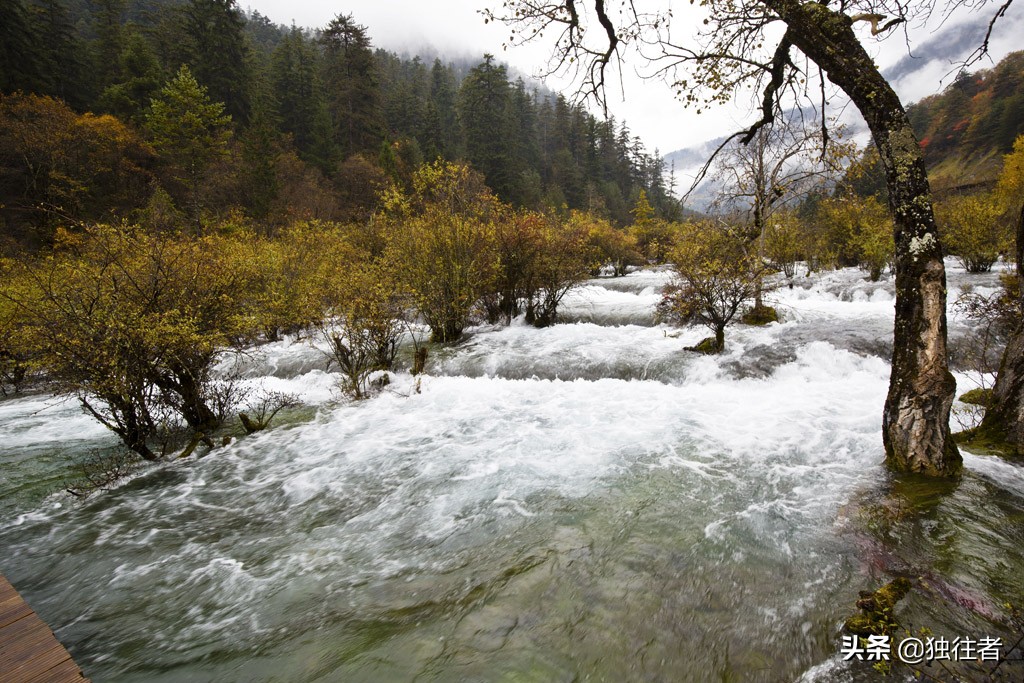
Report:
934,192,1011,273
3,225,259,459
524,211,592,327
818,196,894,280
657,221,766,353
320,261,406,399
382,161,499,343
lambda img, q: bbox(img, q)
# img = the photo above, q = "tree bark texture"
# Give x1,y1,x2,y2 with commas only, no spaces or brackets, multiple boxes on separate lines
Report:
766,0,960,474
980,203,1024,452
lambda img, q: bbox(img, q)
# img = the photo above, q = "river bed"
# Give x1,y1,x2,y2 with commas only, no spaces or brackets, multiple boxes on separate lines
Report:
1,260,1021,682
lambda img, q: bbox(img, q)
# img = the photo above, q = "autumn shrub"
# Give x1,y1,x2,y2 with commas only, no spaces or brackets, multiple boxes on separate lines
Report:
994,134,1024,226
764,210,806,279
657,221,765,353
64,447,145,499
525,211,592,327
628,189,677,263
483,208,545,324
0,92,154,245
3,225,259,459
0,259,32,396
271,150,340,222
819,196,894,280
382,161,499,342
238,390,301,434
935,192,1011,273
334,153,389,223
953,273,1021,371
320,260,406,399
629,216,678,263
582,212,642,276
248,221,360,340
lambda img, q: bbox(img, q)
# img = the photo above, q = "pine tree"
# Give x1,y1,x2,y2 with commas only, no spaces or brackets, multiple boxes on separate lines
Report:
30,0,91,108
0,0,47,95
320,14,381,159
182,0,251,123
458,55,515,200
271,26,328,164
240,102,279,222
145,65,231,230
507,78,540,204
91,0,127,94
97,29,163,124
429,59,459,158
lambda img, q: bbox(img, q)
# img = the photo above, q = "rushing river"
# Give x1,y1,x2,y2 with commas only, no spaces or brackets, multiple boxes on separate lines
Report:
1,261,1022,682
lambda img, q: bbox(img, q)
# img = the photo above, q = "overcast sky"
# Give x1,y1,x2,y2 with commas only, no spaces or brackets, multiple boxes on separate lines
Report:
243,1,1022,158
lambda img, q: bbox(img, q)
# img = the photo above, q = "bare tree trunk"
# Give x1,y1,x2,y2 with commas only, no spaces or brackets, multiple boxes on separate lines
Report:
980,203,1024,452
769,0,960,475
753,206,767,309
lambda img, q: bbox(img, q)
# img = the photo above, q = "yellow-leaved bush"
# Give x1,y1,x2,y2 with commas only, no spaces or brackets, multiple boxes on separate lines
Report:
3,225,260,459
381,160,500,342
1,160,657,459
657,220,766,353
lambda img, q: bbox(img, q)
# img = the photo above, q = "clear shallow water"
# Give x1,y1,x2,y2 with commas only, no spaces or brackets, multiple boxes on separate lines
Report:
1,260,1022,682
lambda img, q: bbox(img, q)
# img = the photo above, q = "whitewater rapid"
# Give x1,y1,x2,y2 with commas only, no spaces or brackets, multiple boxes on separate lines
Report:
0,259,1021,682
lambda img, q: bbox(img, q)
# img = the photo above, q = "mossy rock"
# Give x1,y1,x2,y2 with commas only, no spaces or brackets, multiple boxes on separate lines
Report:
844,577,912,636
954,423,1020,457
741,305,779,326
688,336,723,355
958,387,993,407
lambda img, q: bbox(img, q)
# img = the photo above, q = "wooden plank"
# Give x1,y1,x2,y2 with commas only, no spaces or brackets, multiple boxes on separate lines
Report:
3,629,64,668
0,574,89,682
24,657,87,683
5,643,71,681
0,600,33,629
0,615,49,663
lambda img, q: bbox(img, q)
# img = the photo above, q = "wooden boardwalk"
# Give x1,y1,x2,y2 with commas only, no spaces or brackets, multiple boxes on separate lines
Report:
0,574,88,682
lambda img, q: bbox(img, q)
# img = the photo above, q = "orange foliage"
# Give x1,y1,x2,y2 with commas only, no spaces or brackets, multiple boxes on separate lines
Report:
0,93,154,245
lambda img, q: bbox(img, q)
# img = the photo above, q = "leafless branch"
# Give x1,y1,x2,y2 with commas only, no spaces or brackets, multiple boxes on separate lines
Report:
963,0,1015,67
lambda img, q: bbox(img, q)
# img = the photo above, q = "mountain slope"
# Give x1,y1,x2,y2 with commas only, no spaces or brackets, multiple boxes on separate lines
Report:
665,49,1024,202
907,51,1024,191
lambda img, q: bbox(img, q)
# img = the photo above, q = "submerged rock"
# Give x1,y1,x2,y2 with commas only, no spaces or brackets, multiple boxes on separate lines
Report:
688,336,723,355
845,577,912,636
721,344,799,379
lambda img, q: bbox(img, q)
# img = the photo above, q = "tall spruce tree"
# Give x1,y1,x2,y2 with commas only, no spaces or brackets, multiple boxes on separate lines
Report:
240,100,279,222
30,0,91,108
182,0,250,123
145,65,231,230
458,55,515,200
271,26,330,165
320,14,381,160
91,0,127,94
428,59,459,159
97,28,163,124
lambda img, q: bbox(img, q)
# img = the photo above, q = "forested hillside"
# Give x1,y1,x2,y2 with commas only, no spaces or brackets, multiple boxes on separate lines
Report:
905,50,1023,191
0,0,675,249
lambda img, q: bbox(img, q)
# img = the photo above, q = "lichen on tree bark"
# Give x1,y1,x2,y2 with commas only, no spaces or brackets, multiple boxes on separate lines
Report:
764,0,961,476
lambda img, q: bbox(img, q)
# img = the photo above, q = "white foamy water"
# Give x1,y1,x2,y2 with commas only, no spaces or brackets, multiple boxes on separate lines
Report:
0,394,113,449
0,260,1021,682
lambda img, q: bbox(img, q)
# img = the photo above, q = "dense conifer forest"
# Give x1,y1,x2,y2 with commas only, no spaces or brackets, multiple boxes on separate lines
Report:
0,0,676,249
